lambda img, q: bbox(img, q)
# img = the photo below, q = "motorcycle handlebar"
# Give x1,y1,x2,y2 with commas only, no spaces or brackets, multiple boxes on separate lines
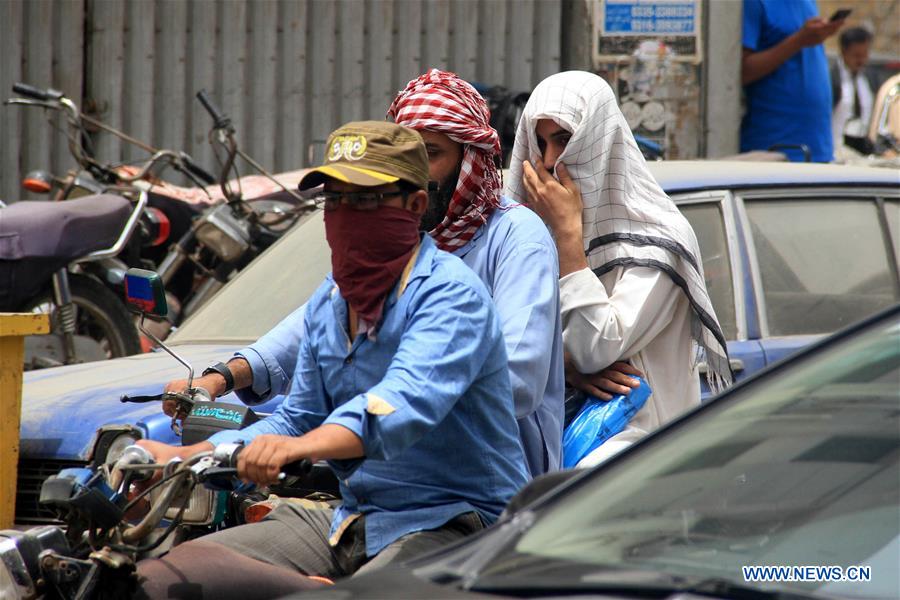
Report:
12,82,63,102
196,89,232,131
179,153,217,185
217,443,313,478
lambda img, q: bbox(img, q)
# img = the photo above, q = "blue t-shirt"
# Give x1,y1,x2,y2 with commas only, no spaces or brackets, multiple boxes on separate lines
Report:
741,0,833,162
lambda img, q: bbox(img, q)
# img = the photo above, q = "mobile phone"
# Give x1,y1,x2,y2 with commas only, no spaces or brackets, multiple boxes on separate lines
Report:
829,8,852,22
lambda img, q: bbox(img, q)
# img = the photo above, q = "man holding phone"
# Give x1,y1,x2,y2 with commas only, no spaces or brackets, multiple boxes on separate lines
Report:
740,0,847,162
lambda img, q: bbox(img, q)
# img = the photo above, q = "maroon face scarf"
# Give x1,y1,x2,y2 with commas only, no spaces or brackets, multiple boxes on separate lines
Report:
323,205,421,325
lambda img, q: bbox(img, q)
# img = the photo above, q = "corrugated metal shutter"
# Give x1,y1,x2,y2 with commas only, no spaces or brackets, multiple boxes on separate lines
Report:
1,0,561,203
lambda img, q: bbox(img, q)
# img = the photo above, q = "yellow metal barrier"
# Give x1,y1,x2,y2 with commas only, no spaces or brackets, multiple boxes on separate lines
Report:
1,313,49,528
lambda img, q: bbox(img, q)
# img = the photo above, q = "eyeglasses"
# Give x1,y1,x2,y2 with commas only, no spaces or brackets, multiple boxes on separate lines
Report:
313,190,409,211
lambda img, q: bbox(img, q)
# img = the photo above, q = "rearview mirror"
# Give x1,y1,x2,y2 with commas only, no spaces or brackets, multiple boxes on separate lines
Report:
124,268,168,318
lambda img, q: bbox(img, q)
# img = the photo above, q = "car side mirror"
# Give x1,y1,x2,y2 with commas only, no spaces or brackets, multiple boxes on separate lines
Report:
124,268,168,318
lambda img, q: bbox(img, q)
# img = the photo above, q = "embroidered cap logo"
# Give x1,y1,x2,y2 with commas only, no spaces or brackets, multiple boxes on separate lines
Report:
328,135,368,162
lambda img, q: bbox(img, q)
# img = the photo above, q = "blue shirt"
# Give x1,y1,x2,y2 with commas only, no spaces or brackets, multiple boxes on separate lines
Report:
236,199,565,476
741,0,833,162
210,236,529,557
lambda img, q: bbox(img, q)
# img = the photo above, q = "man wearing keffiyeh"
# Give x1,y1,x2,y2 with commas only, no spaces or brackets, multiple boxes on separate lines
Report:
164,69,566,479
382,70,566,478
386,69,503,250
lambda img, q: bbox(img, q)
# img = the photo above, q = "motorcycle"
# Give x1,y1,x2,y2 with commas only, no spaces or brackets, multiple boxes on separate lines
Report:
0,439,313,599
5,84,214,325
0,270,334,599
152,90,314,330
0,191,147,368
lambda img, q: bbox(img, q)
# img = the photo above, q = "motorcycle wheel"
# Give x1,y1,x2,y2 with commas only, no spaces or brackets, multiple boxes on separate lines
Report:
23,273,142,362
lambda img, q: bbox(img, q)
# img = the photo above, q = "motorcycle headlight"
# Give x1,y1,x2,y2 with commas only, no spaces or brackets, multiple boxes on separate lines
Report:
0,535,33,600
90,426,144,466
0,527,69,600
194,204,252,262
150,486,225,526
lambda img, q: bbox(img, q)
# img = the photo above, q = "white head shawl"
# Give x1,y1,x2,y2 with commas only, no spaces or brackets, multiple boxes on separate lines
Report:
505,71,733,391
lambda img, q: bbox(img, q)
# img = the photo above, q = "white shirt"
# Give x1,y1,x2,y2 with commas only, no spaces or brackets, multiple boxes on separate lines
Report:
560,266,701,464
832,58,874,147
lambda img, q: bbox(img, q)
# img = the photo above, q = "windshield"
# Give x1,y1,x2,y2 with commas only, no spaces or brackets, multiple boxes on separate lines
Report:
169,211,331,344
484,316,900,598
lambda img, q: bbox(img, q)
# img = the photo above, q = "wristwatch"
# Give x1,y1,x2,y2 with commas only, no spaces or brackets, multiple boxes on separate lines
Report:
201,361,234,396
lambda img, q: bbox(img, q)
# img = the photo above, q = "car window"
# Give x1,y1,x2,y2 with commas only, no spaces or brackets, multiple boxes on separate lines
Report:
501,315,900,599
745,198,899,336
170,211,331,344
678,202,737,340
884,199,900,266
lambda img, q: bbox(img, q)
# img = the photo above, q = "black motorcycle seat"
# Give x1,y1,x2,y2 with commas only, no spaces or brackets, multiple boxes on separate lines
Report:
0,194,133,262
0,195,133,310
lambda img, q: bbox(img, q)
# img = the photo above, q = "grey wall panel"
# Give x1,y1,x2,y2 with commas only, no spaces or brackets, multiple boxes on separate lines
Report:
86,0,125,162
422,0,451,74
507,0,537,92
247,0,279,169
393,0,424,93
338,0,366,125
449,0,479,81
155,0,189,162
186,0,218,175
478,0,507,83
52,0,85,175
278,0,309,168
22,0,55,183
533,0,561,82
3,0,562,203
122,0,155,166
219,0,248,150
366,0,395,122
307,0,338,160
1,0,86,204
1,0,25,204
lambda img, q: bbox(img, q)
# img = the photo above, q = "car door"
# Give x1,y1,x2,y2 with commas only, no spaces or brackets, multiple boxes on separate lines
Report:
674,191,765,398
736,186,900,366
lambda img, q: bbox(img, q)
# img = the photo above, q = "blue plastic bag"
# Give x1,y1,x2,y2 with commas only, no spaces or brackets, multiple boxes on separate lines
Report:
561,377,652,468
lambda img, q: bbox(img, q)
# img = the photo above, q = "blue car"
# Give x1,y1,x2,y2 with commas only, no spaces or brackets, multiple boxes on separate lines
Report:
15,161,900,524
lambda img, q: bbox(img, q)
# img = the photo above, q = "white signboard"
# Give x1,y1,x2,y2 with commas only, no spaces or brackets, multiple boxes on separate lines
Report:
593,0,703,62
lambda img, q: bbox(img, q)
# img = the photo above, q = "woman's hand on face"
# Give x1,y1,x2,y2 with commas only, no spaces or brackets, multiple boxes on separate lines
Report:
522,161,583,237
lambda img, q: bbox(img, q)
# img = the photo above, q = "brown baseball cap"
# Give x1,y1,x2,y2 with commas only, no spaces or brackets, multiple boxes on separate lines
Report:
298,121,429,191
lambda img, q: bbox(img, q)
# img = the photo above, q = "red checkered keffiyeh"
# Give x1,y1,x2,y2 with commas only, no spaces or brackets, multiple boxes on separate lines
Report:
387,69,502,251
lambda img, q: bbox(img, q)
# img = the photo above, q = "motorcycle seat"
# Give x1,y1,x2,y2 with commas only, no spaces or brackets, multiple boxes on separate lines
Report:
0,194,133,262
0,194,133,310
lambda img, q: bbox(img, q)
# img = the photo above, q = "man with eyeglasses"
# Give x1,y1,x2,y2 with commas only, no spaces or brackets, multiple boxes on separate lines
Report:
166,70,565,478
135,121,528,597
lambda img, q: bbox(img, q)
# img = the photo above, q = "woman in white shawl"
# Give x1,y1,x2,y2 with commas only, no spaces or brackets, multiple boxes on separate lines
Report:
506,71,732,465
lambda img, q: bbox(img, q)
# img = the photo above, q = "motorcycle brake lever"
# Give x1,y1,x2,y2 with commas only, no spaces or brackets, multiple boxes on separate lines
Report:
120,393,165,403
164,391,198,437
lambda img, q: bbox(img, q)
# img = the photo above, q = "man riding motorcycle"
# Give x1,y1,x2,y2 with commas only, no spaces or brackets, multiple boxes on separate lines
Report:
134,121,528,599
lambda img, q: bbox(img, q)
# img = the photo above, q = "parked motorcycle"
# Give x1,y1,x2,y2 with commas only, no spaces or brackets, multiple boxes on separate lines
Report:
0,192,147,368
152,90,313,329
5,84,215,314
